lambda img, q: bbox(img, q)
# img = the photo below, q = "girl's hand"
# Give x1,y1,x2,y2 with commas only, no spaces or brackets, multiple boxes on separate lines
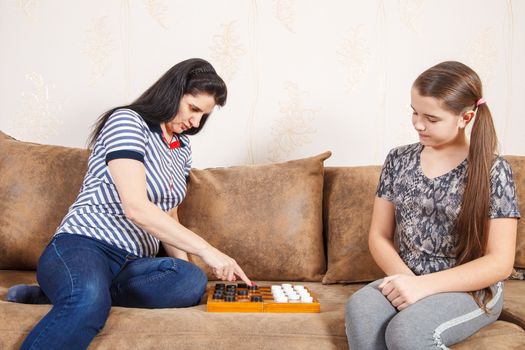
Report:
199,245,252,286
378,274,433,311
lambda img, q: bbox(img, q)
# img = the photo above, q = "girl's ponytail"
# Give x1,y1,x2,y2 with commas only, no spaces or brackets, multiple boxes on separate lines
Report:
414,61,498,309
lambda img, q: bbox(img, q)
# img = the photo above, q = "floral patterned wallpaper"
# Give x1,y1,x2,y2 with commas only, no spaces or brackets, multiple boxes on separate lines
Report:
0,0,523,168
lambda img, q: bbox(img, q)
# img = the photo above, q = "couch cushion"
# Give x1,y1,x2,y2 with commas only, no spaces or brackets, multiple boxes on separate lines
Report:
178,152,331,282
0,275,359,350
500,280,525,329
506,156,525,268
0,130,14,141
450,320,525,349
0,132,89,269
322,166,384,284
1,273,524,349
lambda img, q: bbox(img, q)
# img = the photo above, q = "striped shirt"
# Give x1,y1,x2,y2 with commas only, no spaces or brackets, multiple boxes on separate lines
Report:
55,108,192,257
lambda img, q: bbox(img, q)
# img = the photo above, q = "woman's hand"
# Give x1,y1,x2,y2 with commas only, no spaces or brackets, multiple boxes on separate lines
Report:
199,245,252,286
378,274,433,311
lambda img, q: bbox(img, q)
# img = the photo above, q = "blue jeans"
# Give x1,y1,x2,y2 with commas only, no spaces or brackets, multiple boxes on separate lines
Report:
21,233,208,350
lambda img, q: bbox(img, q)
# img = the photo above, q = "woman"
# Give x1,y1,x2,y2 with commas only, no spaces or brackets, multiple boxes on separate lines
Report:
345,61,520,349
8,58,251,350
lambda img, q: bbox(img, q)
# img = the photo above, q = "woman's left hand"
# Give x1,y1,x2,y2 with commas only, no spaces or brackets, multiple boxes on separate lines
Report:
378,274,433,311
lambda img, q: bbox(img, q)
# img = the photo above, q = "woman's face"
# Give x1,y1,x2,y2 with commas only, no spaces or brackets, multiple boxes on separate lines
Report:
166,93,216,134
410,88,472,149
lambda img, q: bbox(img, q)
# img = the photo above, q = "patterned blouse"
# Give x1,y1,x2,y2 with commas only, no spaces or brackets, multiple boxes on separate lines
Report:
377,143,521,275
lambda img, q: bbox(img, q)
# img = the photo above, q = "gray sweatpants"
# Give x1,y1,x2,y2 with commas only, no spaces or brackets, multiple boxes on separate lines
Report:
345,279,503,350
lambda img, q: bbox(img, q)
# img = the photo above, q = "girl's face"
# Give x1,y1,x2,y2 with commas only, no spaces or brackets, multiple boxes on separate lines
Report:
165,93,216,134
410,88,473,149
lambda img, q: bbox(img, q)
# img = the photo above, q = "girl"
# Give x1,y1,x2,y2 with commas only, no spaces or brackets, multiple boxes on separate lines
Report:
8,58,251,350
345,61,520,349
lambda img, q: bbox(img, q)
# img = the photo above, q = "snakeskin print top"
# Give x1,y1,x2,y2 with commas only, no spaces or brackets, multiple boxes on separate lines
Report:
377,143,520,275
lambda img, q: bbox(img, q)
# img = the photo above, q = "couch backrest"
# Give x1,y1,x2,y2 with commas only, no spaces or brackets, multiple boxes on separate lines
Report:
507,156,525,268
0,130,330,281
1,129,524,282
178,152,331,281
0,131,89,269
322,166,384,283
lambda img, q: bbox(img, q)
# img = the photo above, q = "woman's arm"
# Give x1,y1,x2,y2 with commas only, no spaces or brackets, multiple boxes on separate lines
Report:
163,241,190,261
162,207,189,261
380,218,517,310
368,197,415,276
108,158,251,285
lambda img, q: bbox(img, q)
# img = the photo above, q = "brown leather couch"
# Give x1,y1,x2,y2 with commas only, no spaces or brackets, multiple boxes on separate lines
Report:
1,130,525,349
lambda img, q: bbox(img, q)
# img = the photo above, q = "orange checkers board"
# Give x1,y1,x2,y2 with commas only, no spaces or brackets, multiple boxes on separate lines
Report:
206,283,320,313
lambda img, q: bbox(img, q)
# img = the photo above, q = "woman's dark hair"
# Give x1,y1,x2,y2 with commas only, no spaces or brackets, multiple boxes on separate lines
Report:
88,58,227,148
413,61,497,310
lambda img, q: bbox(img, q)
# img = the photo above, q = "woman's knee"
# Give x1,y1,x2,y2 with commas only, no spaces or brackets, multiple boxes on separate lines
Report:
175,260,208,305
158,258,208,307
193,265,208,295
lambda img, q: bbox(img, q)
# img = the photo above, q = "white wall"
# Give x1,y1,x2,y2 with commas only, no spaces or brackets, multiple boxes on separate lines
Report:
1,0,524,168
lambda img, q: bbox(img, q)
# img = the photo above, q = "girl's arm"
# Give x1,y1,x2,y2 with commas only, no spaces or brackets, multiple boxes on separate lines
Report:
108,158,251,285
380,218,517,310
368,197,415,276
419,217,516,292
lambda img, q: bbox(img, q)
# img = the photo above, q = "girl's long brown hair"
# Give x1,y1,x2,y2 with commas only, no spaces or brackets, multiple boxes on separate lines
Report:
413,61,498,309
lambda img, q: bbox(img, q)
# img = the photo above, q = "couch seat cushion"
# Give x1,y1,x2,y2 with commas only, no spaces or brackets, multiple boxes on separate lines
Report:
1,272,525,349
1,274,358,349
451,320,525,349
501,280,525,329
